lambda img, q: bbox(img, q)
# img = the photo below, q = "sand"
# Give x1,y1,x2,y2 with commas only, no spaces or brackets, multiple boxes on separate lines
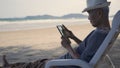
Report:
0,23,120,67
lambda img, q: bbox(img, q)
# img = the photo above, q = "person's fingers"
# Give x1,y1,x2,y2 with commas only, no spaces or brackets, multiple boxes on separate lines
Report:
62,24,69,31
61,36,64,39
61,36,71,44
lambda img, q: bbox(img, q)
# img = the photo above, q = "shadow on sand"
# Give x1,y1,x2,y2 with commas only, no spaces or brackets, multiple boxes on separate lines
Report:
0,38,120,67
0,44,66,66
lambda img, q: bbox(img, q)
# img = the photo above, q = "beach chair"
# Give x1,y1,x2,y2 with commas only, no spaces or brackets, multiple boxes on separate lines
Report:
45,10,120,68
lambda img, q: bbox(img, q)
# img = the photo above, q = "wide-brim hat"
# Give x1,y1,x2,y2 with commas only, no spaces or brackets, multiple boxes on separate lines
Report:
82,0,111,12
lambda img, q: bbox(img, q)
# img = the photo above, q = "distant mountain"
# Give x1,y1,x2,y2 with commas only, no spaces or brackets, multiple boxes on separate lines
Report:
61,14,87,19
0,13,87,21
24,15,59,20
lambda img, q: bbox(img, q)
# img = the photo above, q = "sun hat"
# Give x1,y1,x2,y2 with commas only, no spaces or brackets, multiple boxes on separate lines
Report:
82,0,111,12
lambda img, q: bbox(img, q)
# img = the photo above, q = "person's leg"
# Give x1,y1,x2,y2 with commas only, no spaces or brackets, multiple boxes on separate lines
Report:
58,52,73,59
54,48,81,68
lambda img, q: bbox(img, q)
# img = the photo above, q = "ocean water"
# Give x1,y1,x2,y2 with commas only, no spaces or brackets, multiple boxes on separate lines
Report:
0,19,89,32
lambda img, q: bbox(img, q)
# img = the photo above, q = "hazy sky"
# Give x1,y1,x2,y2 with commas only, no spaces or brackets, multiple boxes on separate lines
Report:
0,0,119,18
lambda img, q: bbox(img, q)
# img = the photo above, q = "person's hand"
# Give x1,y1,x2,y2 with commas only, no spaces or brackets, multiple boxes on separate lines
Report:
61,36,71,49
62,25,75,39
61,36,80,59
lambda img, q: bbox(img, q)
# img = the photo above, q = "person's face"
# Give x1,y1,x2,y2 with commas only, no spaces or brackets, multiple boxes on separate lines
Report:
87,9,102,27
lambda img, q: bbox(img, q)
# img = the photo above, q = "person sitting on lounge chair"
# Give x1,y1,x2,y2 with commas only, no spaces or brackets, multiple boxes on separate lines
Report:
1,0,111,68
60,0,111,62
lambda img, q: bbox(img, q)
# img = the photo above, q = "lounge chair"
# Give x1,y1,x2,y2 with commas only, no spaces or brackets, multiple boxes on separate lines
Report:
45,10,120,68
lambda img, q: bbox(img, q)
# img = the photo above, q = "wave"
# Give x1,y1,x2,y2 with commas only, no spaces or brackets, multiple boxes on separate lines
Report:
0,19,90,32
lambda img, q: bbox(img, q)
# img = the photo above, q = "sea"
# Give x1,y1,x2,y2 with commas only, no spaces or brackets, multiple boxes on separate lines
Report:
0,19,89,32
0,17,114,32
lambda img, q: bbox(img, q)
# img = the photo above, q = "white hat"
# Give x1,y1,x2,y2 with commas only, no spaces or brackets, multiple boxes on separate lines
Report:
82,0,111,12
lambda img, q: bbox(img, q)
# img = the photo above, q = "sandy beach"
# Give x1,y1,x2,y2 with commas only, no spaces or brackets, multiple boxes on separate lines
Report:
0,23,120,67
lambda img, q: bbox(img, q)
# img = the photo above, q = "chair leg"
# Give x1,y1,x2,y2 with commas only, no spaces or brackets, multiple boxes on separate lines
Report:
106,54,115,68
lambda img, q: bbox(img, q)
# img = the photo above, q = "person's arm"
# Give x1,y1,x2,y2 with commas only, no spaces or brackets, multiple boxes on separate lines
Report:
64,30,82,45
61,37,80,59
70,35,82,45
67,46,80,59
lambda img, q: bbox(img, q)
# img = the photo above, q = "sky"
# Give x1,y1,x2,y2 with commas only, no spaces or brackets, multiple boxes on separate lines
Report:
0,0,119,18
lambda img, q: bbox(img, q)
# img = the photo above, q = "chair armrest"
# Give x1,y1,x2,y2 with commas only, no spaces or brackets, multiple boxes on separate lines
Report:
45,59,93,68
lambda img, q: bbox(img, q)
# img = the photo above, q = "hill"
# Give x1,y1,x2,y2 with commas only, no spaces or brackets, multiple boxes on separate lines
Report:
0,13,87,21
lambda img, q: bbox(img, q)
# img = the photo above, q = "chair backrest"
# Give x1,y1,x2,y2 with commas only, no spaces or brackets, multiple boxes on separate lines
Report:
89,10,120,67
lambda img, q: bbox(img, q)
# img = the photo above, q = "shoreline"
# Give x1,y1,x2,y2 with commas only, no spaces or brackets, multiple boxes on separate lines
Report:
0,18,113,32
0,19,89,32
